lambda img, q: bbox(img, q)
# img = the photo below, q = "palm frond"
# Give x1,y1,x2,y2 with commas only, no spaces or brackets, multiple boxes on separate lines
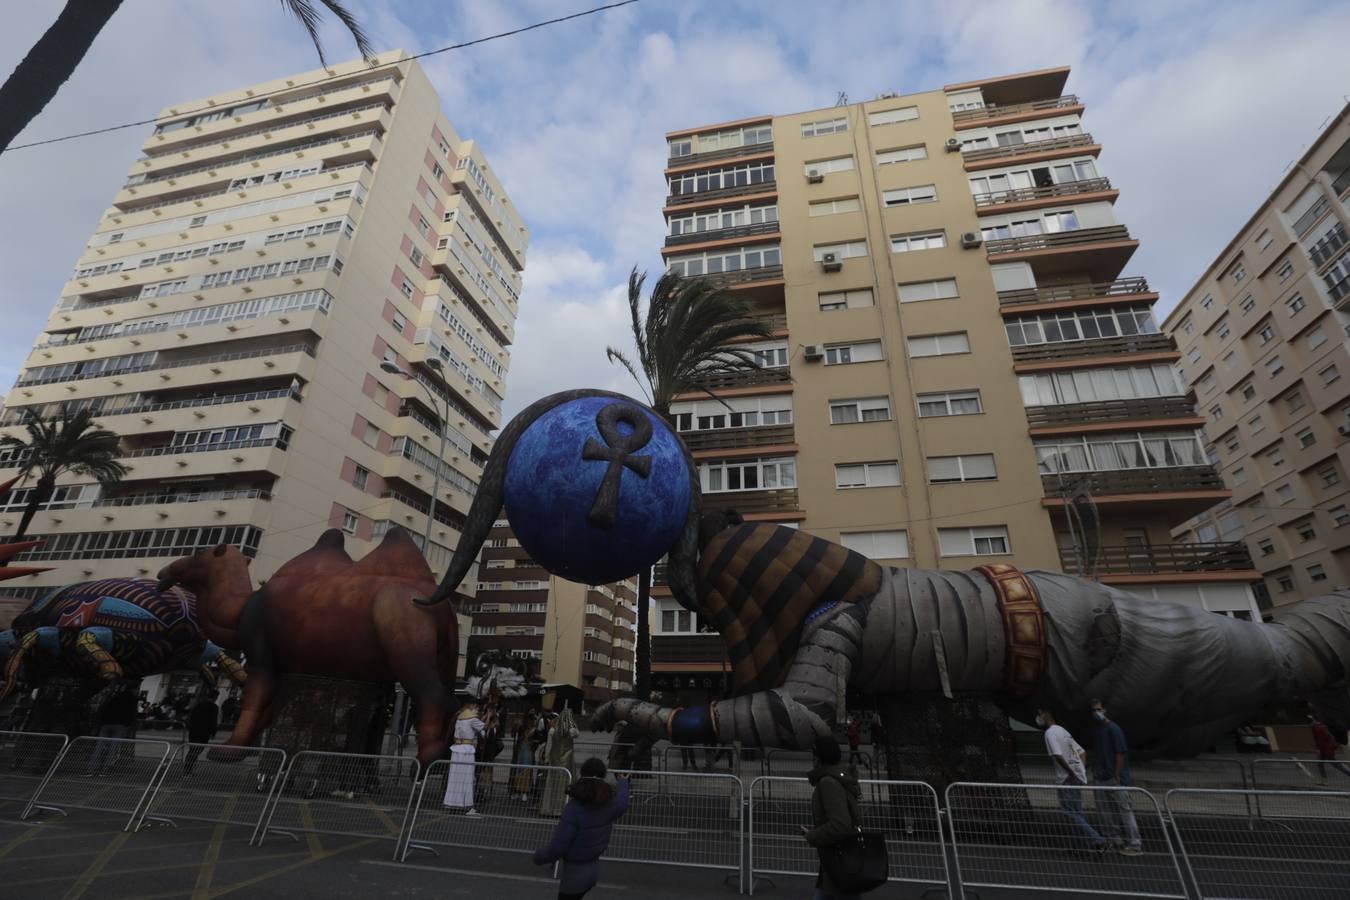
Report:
281,0,375,65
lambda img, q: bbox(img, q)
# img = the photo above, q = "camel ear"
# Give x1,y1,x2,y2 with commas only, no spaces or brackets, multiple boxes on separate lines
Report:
213,544,229,557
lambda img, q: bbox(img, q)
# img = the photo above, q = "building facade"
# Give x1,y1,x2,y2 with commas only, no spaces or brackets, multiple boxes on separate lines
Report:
0,52,527,603
1165,105,1350,612
653,66,1261,695
465,521,636,710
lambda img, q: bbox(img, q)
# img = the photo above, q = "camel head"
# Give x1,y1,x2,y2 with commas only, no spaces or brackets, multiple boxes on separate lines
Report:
157,543,251,595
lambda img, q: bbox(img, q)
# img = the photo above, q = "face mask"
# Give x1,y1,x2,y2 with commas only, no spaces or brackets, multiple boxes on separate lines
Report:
1034,714,1045,728
1093,710,1107,722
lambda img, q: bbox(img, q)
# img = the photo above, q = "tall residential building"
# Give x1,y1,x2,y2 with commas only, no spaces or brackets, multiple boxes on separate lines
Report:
1164,104,1350,612
0,51,528,601
465,520,636,710
652,67,1262,698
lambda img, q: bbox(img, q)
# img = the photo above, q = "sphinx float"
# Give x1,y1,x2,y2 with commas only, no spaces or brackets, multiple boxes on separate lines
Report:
414,389,1350,760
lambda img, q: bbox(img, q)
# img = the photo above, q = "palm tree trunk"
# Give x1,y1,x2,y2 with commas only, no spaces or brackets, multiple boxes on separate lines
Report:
634,566,652,700
0,0,126,154
1,475,55,567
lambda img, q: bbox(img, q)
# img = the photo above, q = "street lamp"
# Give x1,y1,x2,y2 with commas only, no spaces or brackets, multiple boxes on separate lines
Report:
380,356,450,558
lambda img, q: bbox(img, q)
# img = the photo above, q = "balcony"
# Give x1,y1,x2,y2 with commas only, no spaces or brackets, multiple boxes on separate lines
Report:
997,277,1153,310
1025,394,1199,431
951,95,1082,127
1293,195,1331,237
1058,542,1256,580
985,225,1137,280
972,178,1114,211
668,140,774,167
1309,221,1347,268
962,133,1098,168
664,220,780,248
1011,332,1176,365
1042,465,1226,500
679,424,794,453
703,264,784,290
701,487,800,517
95,488,271,508
684,366,791,394
666,180,777,208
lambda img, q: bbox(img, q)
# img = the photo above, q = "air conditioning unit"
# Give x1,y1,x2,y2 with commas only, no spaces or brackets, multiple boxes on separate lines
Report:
960,232,983,249
820,252,842,272
804,344,825,360
878,91,899,100
945,137,962,152
806,169,824,184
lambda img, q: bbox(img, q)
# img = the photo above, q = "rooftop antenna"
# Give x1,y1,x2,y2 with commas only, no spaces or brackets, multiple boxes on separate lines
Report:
835,91,848,107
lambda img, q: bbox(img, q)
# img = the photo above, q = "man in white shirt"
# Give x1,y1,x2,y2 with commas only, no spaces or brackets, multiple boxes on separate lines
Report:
1036,706,1106,853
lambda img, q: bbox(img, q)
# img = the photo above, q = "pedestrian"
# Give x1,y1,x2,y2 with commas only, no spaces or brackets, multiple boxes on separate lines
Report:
443,701,485,816
801,735,863,900
1036,706,1107,854
1308,714,1350,783
533,757,631,899
183,692,220,775
84,686,138,776
1089,699,1141,855
869,712,885,754
846,716,863,769
540,706,579,817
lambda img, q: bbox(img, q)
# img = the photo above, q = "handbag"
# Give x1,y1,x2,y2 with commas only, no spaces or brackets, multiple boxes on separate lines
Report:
822,827,889,894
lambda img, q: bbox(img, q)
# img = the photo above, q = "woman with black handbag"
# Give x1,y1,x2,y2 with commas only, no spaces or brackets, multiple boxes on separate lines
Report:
801,736,888,898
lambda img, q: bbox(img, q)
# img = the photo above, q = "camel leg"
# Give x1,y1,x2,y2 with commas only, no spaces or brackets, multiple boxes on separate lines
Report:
225,592,277,749
376,591,450,773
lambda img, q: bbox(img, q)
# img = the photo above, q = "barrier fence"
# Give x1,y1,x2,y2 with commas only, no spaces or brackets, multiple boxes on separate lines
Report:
1251,756,1350,793
945,781,1188,898
255,750,419,849
1015,754,1252,792
1166,789,1350,899
747,776,947,896
22,735,171,830
135,744,287,843
0,730,66,813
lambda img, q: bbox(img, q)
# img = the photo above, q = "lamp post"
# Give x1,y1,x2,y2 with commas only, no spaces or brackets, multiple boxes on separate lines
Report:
380,357,450,558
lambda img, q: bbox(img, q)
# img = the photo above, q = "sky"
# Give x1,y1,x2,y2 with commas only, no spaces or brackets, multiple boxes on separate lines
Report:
2,0,1349,422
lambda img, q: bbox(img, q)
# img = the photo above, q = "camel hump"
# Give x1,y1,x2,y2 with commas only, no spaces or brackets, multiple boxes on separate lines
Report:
351,526,435,582
269,527,354,581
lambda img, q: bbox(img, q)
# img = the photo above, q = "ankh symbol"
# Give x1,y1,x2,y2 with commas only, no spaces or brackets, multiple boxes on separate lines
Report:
581,402,654,529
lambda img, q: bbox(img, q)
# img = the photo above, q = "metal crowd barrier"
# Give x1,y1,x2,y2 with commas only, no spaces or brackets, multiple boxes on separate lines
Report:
1015,754,1251,792
746,775,947,896
0,730,67,813
660,743,751,775
21,735,172,830
1165,788,1350,899
763,747,877,780
1250,756,1350,793
945,781,1187,899
255,750,419,849
134,743,287,843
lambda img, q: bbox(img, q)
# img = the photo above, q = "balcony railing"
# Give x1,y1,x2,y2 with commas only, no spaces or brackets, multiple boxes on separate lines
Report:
679,424,795,452
115,151,375,214
666,180,777,207
961,132,1096,163
380,488,465,529
1024,394,1198,428
1041,465,1226,496
1309,222,1348,267
686,366,791,393
972,177,1112,208
0,387,301,427
664,220,780,247
951,95,1081,124
1011,332,1175,363
702,487,800,515
1059,541,1254,577
122,435,287,459
703,264,784,288
668,141,774,166
1294,195,1331,237
997,277,1151,308
15,341,317,387
95,488,272,508
985,224,1132,256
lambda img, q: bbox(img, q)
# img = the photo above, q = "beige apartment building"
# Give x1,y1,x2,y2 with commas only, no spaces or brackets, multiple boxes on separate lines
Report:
1165,104,1350,612
0,51,527,612
652,67,1262,694
464,521,636,711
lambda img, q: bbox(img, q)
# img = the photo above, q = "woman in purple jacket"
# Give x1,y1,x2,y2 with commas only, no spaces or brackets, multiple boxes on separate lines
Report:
533,757,631,899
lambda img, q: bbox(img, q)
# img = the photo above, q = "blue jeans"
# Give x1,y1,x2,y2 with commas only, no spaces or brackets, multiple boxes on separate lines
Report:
1058,787,1105,847
87,724,132,773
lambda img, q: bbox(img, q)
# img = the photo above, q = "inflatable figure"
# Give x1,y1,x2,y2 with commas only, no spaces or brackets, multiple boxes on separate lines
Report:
0,577,245,703
419,389,1350,758
155,525,458,770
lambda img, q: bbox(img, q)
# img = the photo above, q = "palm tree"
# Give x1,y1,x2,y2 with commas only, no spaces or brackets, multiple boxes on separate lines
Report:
0,407,128,550
606,267,775,700
0,0,374,155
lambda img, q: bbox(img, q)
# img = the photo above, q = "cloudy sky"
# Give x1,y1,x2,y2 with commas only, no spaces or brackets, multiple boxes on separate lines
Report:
2,0,1348,420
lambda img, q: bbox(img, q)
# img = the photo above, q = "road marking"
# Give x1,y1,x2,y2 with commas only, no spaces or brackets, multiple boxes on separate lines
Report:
61,830,132,900
360,859,630,888
205,837,378,898
6,849,307,888
191,823,228,900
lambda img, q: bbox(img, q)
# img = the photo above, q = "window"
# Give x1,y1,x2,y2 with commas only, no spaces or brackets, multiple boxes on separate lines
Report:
1188,347,1202,363
928,454,997,483
362,422,380,447
1286,391,1306,412
1240,382,1257,402
430,162,444,180
1231,466,1247,486
1296,521,1317,542
805,156,855,176
809,197,861,217
1277,260,1294,283
1201,295,1214,310
1248,500,1267,520
840,529,909,559
818,288,874,311
1265,446,1286,470
669,243,781,276
341,510,359,534
1320,363,1341,385
1286,294,1305,317
1276,483,1295,504
1256,322,1275,345
401,278,414,298
908,332,970,357
917,390,982,417
409,247,424,268
830,396,891,424
1180,317,1194,336
898,278,958,303
1221,352,1236,371
882,184,937,206
1217,321,1231,340
699,457,796,492
876,145,927,165
937,526,1010,556
813,240,868,261
390,311,407,333
835,461,901,488
1306,325,1328,350
1240,295,1256,315
824,341,882,365
1248,414,1264,434
1257,538,1275,556
1231,264,1247,283
1296,427,1316,448
661,608,694,634
668,160,775,196
869,106,918,126
1331,505,1350,527
1034,430,1207,474
890,230,946,253
1017,363,1184,407
1265,356,1284,378
1308,563,1328,582
1256,229,1273,251
1004,306,1158,347
801,117,847,137
1320,465,1341,488
1210,403,1224,420
1276,573,1295,593
352,465,369,490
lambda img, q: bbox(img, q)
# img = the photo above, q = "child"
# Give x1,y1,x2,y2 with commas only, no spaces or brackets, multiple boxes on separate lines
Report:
533,758,630,899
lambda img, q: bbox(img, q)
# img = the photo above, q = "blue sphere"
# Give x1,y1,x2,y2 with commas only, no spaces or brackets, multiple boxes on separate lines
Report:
502,396,691,585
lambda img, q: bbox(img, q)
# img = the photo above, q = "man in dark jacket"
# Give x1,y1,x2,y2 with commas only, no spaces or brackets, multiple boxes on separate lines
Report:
802,735,863,900
533,757,630,899
183,694,220,775
1090,698,1141,855
84,686,138,776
